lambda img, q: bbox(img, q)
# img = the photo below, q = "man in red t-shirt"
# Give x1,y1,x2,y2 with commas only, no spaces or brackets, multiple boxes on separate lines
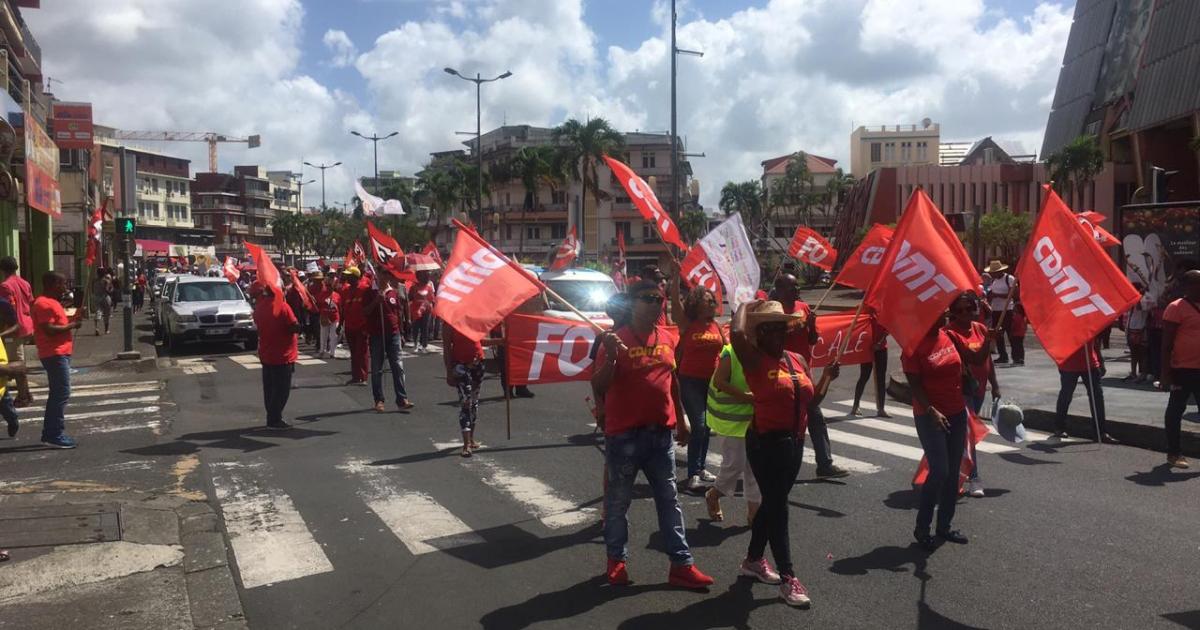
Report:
339,268,369,385
313,273,341,359
408,271,436,352
32,272,85,448
0,256,34,407
250,283,300,429
366,269,412,412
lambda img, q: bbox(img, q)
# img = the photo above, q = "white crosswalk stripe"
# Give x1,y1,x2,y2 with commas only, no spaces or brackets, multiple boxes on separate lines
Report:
210,460,334,589
13,379,169,437
827,399,1052,442
675,441,883,475
226,353,326,370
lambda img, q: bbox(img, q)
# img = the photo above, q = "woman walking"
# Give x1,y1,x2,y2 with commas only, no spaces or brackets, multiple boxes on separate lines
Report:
903,314,970,550
730,301,839,607
849,310,890,418
943,291,999,498
703,343,760,526
669,270,726,491
443,320,499,457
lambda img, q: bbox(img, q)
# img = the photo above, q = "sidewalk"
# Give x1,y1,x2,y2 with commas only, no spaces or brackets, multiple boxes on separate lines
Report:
801,287,1200,458
13,306,159,378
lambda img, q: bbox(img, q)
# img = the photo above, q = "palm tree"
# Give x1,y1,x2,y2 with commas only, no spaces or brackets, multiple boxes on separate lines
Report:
553,118,625,254
679,209,709,243
769,152,816,229
416,168,462,239
1045,135,1104,207
719,180,767,238
509,145,567,258
822,168,856,226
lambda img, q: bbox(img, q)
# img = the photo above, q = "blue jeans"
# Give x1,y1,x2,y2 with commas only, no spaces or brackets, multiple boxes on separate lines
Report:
414,312,431,348
913,409,968,534
604,426,693,565
41,355,71,440
680,375,710,477
370,333,408,406
1,391,16,428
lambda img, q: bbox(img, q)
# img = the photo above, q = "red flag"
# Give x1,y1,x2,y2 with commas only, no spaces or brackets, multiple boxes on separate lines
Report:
434,222,544,342
809,313,876,368
245,242,283,298
223,257,240,284
680,246,725,311
613,231,628,290
1078,215,1120,249
864,190,980,354
549,226,580,271
504,312,610,385
422,241,443,266
834,224,894,291
602,155,688,250
1016,187,1140,364
788,226,837,271
84,199,106,266
1078,210,1106,224
366,221,404,270
289,268,318,312
912,409,990,489
344,241,367,269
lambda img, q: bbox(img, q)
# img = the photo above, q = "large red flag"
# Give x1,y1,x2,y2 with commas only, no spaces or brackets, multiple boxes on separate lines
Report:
223,257,240,285
289,268,318,313
435,223,544,342
505,312,610,385
602,155,688,250
834,224,894,291
1016,187,1140,364
422,241,443,266
549,226,580,271
344,241,367,269
245,242,283,298
809,313,876,368
788,226,837,271
366,221,404,269
83,199,106,266
864,190,980,354
680,245,725,310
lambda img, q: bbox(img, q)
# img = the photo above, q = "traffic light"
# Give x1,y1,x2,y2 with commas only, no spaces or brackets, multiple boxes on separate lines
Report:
1151,166,1178,203
117,217,137,236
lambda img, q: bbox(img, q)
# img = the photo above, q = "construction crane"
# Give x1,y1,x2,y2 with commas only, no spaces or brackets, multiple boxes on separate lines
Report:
109,131,262,172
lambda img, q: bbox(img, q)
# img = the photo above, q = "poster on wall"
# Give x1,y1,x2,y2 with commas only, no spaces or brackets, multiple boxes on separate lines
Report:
21,113,61,217
1119,204,1200,302
51,102,94,150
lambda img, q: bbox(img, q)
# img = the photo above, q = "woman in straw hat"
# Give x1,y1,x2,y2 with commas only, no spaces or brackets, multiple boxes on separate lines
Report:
730,300,840,608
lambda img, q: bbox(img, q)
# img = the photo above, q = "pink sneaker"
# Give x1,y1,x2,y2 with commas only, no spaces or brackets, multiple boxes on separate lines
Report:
739,557,781,584
779,576,811,607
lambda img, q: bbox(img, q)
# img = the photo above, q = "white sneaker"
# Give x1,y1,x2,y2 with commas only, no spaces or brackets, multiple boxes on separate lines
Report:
967,479,985,498
740,557,781,584
686,475,704,492
700,470,717,483
779,576,811,607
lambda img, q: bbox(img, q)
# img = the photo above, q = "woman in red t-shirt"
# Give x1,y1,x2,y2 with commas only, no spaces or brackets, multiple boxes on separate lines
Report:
850,311,890,418
902,315,969,550
943,291,999,498
730,301,838,608
669,269,726,491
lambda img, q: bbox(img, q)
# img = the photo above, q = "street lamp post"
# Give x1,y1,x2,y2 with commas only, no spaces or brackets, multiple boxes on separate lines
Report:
303,161,341,210
294,177,315,213
443,67,512,229
349,131,398,196
670,0,703,222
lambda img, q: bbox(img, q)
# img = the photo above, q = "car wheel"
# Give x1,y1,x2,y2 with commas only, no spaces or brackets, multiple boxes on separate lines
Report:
243,335,258,352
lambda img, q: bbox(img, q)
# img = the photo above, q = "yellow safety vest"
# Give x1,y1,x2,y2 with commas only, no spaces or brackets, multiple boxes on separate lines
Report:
706,344,752,437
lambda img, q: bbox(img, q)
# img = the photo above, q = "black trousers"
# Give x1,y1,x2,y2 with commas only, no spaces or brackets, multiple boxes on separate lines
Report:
1165,368,1200,456
262,363,294,424
989,311,1022,362
1056,369,1106,437
853,348,889,411
746,431,803,578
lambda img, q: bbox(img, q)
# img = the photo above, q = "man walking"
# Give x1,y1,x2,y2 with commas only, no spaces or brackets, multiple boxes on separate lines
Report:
33,272,85,449
983,260,1021,364
340,267,369,385
1161,269,1200,469
367,269,413,412
92,269,113,335
0,256,33,407
249,282,300,430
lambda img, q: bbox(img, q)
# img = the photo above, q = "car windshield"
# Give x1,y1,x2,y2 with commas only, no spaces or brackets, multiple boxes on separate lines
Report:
175,282,243,303
544,279,616,312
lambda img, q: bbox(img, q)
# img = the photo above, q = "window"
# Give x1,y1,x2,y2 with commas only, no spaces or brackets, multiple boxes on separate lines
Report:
641,153,656,169
643,223,660,241
901,142,912,161
151,178,159,192
176,282,243,302
551,223,566,239
870,143,882,163
552,190,566,205
615,221,632,240
526,226,542,240
884,142,895,162
614,195,631,205
180,181,187,195
917,141,928,161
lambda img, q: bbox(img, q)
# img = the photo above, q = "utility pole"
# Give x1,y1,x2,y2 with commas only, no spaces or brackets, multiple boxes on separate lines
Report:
117,147,138,359
670,0,703,222
350,132,398,196
444,67,512,229
303,161,340,209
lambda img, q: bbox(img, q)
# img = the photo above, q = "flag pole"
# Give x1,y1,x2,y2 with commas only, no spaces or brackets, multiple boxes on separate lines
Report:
833,296,868,364
811,280,838,312
451,219,605,334
1083,339,1103,444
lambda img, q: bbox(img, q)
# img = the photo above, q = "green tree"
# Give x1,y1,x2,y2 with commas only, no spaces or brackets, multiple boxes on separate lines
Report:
719,180,766,239
508,145,567,258
1045,135,1104,207
553,118,625,253
679,209,709,243
415,168,461,239
979,207,1032,262
769,152,817,229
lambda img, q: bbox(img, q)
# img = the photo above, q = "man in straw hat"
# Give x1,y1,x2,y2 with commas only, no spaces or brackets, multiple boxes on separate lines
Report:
983,260,1021,365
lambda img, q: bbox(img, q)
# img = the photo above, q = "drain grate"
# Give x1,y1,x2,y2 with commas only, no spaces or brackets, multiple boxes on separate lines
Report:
0,503,122,549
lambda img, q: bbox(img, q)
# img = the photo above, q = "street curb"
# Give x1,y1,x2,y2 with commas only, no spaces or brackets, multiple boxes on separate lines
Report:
886,374,1200,457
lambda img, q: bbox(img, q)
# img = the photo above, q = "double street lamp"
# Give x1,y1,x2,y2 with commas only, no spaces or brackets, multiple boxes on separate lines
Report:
349,131,399,196
303,160,341,210
443,67,512,230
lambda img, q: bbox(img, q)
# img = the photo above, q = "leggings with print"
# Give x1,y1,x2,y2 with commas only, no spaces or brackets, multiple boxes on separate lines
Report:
455,362,485,431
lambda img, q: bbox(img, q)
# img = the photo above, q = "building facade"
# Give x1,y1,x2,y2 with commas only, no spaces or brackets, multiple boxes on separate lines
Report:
192,165,277,260
266,170,302,215
849,121,941,178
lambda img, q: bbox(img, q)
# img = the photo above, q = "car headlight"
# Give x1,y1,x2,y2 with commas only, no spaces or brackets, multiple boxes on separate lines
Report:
235,313,252,321
176,314,198,323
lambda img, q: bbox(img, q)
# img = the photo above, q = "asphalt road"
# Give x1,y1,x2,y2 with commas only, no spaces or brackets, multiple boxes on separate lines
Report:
129,332,1200,630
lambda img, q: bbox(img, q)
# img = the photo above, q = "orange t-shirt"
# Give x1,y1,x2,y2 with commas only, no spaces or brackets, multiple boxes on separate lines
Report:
596,325,679,436
1164,298,1200,369
744,351,814,435
676,320,726,380
32,296,73,359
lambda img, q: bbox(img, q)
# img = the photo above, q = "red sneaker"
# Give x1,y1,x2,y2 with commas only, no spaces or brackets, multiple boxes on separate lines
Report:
606,558,630,586
668,563,714,589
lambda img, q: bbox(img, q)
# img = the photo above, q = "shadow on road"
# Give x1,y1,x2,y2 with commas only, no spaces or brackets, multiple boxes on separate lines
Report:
831,543,986,628
646,520,748,552
1161,609,1200,628
443,521,603,572
616,579,772,630
883,489,921,511
370,440,595,467
1125,463,1200,487
789,500,848,518
122,425,338,457
478,575,677,630
997,452,1062,466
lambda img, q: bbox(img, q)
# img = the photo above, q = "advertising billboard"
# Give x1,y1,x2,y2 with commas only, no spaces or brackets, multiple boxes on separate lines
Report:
1119,203,1200,302
19,113,61,217
51,101,94,150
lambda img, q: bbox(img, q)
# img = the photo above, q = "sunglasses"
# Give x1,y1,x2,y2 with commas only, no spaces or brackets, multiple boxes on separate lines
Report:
951,305,976,313
636,294,665,304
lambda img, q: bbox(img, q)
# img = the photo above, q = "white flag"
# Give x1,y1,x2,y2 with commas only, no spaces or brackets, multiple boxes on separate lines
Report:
355,179,405,216
698,213,760,309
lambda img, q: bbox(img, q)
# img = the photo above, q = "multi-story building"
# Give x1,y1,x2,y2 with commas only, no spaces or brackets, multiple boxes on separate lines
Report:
51,100,94,282
192,165,277,260
360,169,415,196
759,152,843,242
849,120,941,178
266,170,303,215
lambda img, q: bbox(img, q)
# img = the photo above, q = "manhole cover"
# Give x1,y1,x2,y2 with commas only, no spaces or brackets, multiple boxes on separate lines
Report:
0,503,122,549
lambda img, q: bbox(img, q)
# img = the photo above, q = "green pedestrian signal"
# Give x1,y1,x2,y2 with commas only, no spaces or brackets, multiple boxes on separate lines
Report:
119,218,137,234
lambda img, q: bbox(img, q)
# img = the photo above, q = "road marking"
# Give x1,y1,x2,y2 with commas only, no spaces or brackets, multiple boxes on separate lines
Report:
228,355,262,370
338,458,483,555
210,461,333,589
27,382,162,395
18,405,163,424
828,399,1052,441
825,428,926,461
16,395,161,416
676,439,883,475
78,419,165,435
433,440,594,528
834,416,1020,454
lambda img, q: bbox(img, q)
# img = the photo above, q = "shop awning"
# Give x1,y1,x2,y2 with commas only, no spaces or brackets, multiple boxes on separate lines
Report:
135,239,172,255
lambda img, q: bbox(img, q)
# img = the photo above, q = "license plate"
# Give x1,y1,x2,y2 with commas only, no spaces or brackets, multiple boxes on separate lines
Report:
204,328,230,336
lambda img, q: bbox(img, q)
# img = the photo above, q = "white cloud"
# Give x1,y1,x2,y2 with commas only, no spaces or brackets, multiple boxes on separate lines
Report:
322,29,357,68
24,0,1074,211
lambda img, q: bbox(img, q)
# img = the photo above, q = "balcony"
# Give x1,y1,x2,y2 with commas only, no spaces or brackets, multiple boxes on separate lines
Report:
137,189,166,202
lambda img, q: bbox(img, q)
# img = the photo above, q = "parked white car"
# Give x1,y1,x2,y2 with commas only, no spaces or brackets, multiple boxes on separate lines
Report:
539,268,618,327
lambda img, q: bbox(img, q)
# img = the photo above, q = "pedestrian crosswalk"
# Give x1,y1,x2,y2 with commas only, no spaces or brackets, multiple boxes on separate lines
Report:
205,403,1060,591
215,343,445,370
17,379,171,437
